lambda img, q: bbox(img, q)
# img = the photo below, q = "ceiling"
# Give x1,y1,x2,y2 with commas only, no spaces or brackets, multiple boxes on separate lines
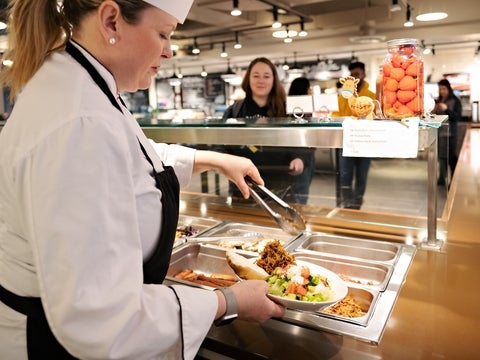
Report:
167,0,480,76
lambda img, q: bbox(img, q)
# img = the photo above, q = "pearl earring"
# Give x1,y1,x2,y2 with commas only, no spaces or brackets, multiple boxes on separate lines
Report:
109,37,116,45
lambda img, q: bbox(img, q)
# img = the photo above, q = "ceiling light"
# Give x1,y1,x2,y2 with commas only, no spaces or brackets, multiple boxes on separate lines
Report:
0,22,6,31
404,4,414,27
234,32,242,49
272,29,298,39
298,19,308,37
231,0,242,16
282,58,289,70
272,6,282,28
168,69,182,87
177,68,183,79
423,47,431,55
201,66,208,77
221,60,242,85
390,0,401,12
192,38,200,54
220,42,228,58
416,1,448,21
416,12,448,21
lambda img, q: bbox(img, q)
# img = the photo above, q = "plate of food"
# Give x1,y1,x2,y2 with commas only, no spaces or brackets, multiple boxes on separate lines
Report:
225,241,348,312
265,260,348,312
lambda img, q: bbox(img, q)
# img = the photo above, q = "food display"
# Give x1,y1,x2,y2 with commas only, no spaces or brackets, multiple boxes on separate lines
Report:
255,240,296,274
217,237,282,253
225,251,268,280
267,264,334,303
322,295,366,318
173,269,239,288
175,225,199,239
226,240,348,311
197,222,296,253
382,38,424,119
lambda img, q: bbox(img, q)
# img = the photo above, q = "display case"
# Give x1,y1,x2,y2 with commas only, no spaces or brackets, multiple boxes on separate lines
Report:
139,115,447,248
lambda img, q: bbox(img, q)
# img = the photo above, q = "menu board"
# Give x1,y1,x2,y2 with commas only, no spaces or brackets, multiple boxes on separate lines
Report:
205,76,225,99
181,77,207,109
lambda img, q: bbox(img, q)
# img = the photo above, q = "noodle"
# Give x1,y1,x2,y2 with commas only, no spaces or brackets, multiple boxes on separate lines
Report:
255,240,296,274
322,295,366,318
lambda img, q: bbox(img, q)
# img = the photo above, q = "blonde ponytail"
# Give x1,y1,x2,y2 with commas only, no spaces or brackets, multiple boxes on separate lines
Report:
0,0,70,100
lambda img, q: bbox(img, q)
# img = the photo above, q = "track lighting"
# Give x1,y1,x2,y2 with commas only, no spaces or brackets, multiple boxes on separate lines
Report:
234,32,242,49
272,6,282,29
192,38,200,54
404,4,414,27
168,65,182,87
231,0,241,17
220,42,228,58
283,26,292,43
390,0,401,12
298,18,308,37
416,0,448,21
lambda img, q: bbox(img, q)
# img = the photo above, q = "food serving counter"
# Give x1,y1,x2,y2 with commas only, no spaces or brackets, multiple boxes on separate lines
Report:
137,116,480,359
167,124,480,359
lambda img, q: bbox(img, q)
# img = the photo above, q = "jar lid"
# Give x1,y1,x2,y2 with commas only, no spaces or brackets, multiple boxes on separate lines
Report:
387,38,420,47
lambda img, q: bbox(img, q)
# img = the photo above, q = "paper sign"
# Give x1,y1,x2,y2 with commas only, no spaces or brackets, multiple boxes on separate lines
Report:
342,119,419,158
313,93,339,112
286,95,313,114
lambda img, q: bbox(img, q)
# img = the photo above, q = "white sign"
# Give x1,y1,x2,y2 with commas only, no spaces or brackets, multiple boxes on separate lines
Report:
286,95,313,114
313,93,339,112
342,119,419,158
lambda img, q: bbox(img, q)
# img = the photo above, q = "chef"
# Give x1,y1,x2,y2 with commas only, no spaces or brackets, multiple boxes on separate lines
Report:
0,1,285,359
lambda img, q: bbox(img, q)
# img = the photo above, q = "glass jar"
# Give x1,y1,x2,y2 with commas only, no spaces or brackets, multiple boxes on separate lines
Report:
382,38,424,119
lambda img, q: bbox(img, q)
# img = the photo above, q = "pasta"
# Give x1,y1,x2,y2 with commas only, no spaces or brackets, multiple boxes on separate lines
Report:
322,295,366,318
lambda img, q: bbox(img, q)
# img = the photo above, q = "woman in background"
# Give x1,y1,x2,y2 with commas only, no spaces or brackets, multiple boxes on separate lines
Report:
223,57,311,203
287,77,316,204
433,78,462,186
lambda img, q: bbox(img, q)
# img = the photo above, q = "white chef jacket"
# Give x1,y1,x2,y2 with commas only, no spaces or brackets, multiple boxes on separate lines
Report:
0,43,218,359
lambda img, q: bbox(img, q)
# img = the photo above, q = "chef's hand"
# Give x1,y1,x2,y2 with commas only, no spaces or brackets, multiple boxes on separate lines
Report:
288,158,304,176
193,151,264,198
226,280,286,323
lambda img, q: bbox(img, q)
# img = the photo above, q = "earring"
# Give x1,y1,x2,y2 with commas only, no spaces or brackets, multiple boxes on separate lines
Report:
109,37,116,45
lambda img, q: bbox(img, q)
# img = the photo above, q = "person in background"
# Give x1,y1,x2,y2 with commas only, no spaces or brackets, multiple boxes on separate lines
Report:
332,61,376,209
0,1,285,359
287,77,316,204
432,78,462,186
222,57,311,204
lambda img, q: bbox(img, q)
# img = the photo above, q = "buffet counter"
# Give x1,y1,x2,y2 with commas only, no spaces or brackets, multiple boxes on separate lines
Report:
174,127,480,359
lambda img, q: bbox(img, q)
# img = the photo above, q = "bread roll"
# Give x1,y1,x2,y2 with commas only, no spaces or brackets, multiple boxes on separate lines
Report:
226,251,269,280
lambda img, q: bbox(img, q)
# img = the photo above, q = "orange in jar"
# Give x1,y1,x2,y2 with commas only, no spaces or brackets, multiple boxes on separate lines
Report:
397,90,416,103
398,75,417,91
390,67,405,82
384,78,398,92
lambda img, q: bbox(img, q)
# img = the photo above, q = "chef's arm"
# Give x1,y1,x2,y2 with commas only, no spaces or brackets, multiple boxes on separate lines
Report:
193,150,264,198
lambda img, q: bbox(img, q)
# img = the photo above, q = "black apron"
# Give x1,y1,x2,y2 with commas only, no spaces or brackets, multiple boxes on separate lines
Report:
0,41,180,358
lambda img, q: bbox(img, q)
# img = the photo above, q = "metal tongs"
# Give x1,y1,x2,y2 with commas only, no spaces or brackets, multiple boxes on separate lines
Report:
245,176,306,235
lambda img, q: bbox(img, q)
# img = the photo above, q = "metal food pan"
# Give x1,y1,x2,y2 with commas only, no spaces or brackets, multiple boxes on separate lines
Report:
166,243,237,287
318,286,378,327
295,233,401,263
292,251,392,291
198,222,298,253
174,215,223,248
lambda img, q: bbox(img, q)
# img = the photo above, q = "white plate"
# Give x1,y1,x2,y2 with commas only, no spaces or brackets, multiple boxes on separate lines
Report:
266,260,348,312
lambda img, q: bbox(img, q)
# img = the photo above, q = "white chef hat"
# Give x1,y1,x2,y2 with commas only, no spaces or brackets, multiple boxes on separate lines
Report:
143,0,194,24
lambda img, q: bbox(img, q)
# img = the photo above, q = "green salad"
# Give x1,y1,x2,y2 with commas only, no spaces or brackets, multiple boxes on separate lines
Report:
267,264,333,302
